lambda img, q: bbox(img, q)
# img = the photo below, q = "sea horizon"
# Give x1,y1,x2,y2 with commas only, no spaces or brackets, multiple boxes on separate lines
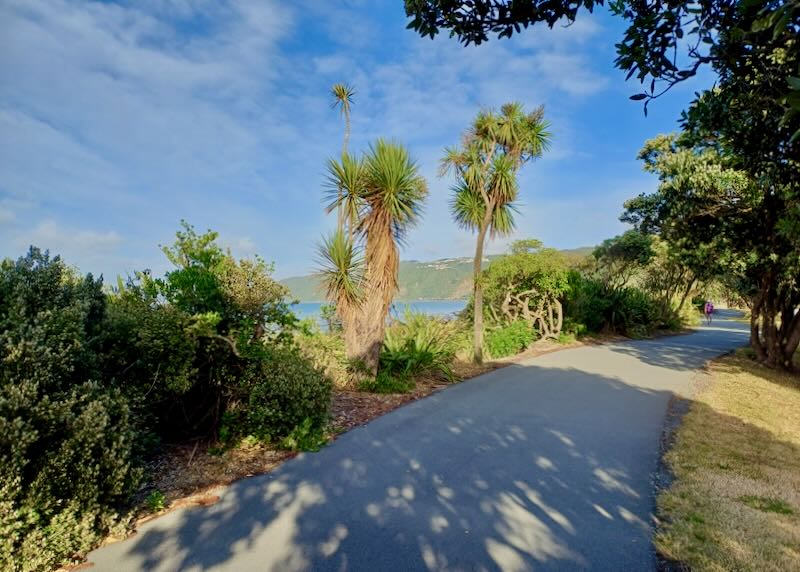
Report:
292,299,467,323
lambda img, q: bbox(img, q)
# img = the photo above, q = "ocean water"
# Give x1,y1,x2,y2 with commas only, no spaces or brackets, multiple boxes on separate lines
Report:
292,300,466,323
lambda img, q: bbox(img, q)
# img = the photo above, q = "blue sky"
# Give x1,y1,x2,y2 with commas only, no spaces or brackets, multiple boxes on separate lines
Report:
0,0,710,280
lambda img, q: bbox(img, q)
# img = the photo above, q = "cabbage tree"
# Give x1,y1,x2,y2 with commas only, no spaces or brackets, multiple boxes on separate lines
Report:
441,103,551,362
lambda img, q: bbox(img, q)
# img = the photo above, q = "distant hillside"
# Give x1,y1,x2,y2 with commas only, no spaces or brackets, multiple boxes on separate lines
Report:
281,257,477,302
282,247,595,301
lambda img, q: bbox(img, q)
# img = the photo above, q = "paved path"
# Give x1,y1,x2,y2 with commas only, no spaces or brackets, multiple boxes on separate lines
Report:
89,311,748,571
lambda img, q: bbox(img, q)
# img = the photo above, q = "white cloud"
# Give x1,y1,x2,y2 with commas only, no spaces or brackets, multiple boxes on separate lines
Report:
0,109,130,206
516,17,604,50
0,0,630,279
228,236,257,258
0,0,296,205
536,52,610,96
14,220,121,254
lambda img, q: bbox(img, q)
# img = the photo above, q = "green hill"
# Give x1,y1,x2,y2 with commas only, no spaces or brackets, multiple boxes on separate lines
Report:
281,257,477,302
282,247,595,301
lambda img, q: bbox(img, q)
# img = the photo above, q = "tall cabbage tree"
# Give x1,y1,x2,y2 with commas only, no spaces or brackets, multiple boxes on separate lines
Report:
442,103,551,362
331,83,355,232
320,140,427,374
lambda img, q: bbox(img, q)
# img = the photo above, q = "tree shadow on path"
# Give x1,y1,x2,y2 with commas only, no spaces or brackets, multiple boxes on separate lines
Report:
604,310,749,372
91,360,692,572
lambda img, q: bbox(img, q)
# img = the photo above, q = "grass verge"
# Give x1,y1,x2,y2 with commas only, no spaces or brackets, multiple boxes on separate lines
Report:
656,350,800,571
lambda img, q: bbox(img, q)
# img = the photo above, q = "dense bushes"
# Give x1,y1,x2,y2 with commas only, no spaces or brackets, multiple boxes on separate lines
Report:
1,226,332,570
482,240,569,340
381,312,459,379
295,323,348,387
236,347,332,440
99,223,329,442
364,312,461,392
485,320,535,358
0,249,139,571
563,271,679,337
101,285,200,435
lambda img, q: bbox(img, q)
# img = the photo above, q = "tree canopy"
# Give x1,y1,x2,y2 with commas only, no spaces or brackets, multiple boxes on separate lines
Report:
405,0,799,133
483,239,569,339
625,134,800,369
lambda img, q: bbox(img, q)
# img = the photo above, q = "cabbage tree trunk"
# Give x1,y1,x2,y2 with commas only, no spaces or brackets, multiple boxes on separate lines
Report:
349,212,398,376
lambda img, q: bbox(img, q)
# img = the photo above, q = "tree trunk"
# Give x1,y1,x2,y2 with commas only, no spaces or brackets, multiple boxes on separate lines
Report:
750,293,768,362
342,110,351,240
343,313,361,364
348,211,398,377
472,222,490,363
784,310,800,370
553,298,563,336
676,278,695,314
749,282,800,371
356,300,385,376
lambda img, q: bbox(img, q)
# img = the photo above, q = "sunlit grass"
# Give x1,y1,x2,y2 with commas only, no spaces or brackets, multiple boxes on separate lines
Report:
656,350,800,571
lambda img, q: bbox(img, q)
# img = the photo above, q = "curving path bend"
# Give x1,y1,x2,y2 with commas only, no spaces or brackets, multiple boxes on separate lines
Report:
88,310,748,571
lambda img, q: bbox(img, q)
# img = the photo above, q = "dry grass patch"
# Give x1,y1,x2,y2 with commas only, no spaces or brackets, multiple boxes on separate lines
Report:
656,350,800,571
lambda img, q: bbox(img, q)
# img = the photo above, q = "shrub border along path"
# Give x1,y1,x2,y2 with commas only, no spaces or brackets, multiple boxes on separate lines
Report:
111,338,569,534
85,315,744,571
94,329,682,558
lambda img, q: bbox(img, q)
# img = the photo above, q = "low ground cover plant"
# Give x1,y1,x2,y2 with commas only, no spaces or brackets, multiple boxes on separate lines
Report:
485,320,535,358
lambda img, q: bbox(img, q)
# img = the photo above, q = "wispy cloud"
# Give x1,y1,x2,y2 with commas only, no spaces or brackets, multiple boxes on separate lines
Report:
0,1,670,279
14,219,121,257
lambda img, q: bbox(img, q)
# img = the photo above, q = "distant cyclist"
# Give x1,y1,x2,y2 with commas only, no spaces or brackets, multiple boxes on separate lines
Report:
704,300,714,325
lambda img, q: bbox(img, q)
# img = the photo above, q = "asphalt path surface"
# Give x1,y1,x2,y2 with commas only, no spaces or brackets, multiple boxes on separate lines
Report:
89,310,748,571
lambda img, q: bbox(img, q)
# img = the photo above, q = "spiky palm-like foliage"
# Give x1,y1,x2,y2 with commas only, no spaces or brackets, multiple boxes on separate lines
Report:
331,83,356,231
450,183,518,237
355,140,428,373
316,229,364,359
324,152,365,241
317,229,364,309
330,83,355,155
318,139,428,375
442,103,551,363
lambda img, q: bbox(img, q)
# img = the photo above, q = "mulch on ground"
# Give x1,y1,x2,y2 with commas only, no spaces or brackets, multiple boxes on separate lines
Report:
329,362,500,433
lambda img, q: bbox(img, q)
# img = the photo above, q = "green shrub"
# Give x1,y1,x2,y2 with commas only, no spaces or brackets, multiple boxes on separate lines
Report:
100,223,301,441
359,370,416,394
295,322,349,387
563,272,611,332
562,318,588,338
557,331,577,344
609,287,661,336
685,303,704,326
280,418,328,452
563,271,674,337
0,249,140,572
238,348,332,439
146,490,166,512
379,311,459,382
485,320,535,358
101,286,202,433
